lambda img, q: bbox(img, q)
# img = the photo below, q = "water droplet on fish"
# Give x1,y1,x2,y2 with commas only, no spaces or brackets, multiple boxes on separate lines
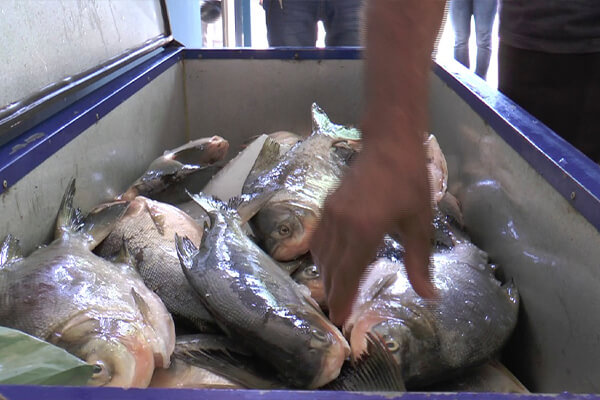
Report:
205,293,211,298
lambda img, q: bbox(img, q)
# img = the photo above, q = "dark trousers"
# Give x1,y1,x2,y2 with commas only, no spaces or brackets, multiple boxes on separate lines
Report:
263,0,363,47
498,42,600,162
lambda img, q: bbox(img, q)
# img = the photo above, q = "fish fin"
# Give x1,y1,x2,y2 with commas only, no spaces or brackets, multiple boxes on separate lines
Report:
227,193,273,224
111,240,137,268
0,235,23,267
362,272,398,304
502,279,520,306
311,103,361,140
245,137,281,184
131,288,153,326
187,191,227,214
175,234,199,273
144,200,167,236
54,178,84,238
174,345,283,389
79,201,129,250
323,332,406,391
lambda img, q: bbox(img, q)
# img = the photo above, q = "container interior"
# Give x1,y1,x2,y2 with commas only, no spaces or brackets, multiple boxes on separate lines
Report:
1,53,599,394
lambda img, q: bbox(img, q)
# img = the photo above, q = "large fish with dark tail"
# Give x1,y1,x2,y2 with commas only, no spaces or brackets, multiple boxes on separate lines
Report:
175,193,350,389
95,196,218,333
0,180,175,388
345,239,519,389
238,104,361,261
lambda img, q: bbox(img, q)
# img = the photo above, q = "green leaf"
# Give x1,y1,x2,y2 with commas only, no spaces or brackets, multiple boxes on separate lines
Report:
0,326,94,386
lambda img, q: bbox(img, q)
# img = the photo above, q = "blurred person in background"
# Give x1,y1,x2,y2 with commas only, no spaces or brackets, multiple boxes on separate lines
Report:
449,0,498,79
498,1,600,162
260,0,363,46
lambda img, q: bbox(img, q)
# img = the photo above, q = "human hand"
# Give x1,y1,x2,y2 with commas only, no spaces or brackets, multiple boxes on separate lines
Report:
310,133,435,327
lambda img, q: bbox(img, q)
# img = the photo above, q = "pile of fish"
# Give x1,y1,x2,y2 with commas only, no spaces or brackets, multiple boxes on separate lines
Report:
0,104,524,392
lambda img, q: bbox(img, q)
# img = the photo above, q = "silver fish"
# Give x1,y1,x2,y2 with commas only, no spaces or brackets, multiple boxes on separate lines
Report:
345,241,519,389
239,104,360,261
175,193,349,389
0,180,175,388
95,196,218,333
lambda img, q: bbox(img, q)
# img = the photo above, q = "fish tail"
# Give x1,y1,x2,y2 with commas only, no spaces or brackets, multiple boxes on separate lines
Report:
311,103,361,140
54,178,82,239
79,201,129,250
0,234,23,268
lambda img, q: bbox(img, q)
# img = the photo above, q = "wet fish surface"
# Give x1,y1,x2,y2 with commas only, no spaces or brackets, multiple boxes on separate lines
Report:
0,180,175,388
345,239,519,389
95,196,218,333
176,193,350,389
239,104,359,261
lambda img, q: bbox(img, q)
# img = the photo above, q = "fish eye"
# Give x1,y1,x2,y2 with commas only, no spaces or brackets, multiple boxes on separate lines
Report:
277,224,291,237
384,337,400,352
311,328,328,341
305,265,319,278
90,361,111,384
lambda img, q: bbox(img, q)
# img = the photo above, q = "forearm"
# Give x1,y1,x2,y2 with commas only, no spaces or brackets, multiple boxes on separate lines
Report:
362,0,446,151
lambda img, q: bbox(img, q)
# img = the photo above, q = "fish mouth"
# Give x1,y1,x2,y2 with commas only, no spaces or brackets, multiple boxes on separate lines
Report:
309,328,350,388
204,136,229,163
347,311,387,361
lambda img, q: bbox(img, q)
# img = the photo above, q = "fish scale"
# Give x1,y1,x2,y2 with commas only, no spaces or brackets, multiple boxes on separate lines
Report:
347,241,519,389
176,193,349,389
95,196,218,333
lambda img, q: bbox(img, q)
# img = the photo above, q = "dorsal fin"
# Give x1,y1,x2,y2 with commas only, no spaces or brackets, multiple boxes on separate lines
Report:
111,240,137,269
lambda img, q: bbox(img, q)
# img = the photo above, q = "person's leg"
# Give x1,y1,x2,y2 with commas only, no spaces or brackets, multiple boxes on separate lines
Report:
472,0,497,79
322,0,363,46
263,0,319,46
499,42,600,162
449,0,473,69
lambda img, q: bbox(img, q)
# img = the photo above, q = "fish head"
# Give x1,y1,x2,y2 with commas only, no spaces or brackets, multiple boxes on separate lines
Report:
252,202,317,261
280,308,349,388
51,313,156,388
292,262,327,311
347,307,412,368
196,135,229,164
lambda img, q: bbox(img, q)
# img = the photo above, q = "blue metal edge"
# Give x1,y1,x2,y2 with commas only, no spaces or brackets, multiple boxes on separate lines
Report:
432,60,600,231
0,46,184,195
184,47,363,60
0,386,598,400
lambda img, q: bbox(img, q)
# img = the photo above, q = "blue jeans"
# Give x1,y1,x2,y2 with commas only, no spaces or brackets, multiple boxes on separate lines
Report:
450,0,497,79
262,0,363,47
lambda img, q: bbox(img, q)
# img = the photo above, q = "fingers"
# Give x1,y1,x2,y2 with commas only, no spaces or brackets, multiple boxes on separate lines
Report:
400,213,436,299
